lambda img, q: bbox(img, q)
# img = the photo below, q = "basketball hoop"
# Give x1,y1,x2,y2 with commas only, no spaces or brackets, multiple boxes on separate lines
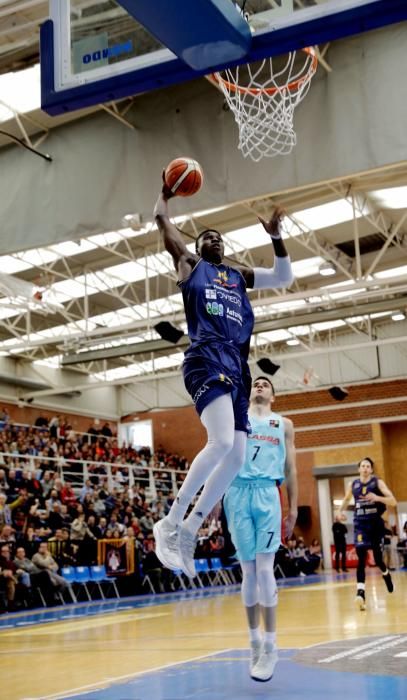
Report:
211,47,318,161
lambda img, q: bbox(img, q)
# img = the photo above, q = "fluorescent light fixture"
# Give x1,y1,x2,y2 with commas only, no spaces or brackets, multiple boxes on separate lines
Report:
370,186,407,209
286,338,300,346
319,261,336,277
0,64,41,122
374,265,407,279
292,256,325,279
292,199,366,232
391,312,406,321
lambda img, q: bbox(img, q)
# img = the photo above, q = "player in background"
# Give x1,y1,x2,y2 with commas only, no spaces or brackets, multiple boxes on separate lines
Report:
339,457,396,611
153,179,294,578
224,376,297,682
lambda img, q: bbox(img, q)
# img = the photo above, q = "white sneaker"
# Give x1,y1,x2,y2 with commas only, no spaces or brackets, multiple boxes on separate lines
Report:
251,647,278,682
153,517,181,570
355,590,366,611
179,525,197,578
250,641,262,673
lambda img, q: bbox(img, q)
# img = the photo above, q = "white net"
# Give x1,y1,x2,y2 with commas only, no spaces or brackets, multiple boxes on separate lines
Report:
212,48,317,162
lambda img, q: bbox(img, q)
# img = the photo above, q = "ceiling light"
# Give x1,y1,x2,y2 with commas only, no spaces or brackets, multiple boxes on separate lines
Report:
391,312,406,321
319,261,336,277
286,338,300,346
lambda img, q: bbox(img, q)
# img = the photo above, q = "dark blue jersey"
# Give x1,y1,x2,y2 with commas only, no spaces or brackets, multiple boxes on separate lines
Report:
352,476,386,523
179,259,253,346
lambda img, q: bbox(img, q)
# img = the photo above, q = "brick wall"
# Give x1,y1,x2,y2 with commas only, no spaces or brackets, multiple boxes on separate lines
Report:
0,401,114,434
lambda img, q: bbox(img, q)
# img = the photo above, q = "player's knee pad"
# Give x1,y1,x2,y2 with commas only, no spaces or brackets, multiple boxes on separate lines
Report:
256,555,278,607
241,561,259,607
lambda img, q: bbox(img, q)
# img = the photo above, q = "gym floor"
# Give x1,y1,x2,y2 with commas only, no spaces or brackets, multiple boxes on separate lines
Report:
1,570,406,700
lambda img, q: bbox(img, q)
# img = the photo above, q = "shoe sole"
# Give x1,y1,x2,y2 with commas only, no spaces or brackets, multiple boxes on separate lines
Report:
153,522,180,571
251,674,274,682
355,595,366,611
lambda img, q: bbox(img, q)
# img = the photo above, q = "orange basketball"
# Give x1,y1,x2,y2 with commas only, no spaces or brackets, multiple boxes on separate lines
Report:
164,157,203,197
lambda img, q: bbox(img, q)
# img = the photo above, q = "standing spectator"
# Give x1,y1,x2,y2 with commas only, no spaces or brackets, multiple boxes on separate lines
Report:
34,414,49,429
332,514,348,572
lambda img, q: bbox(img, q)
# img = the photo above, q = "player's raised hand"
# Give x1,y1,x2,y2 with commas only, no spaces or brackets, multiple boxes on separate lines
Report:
161,169,175,199
258,207,285,238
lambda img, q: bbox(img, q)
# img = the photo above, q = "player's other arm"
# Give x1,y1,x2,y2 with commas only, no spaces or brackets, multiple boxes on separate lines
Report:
363,479,397,508
153,185,197,279
238,208,294,289
283,417,298,540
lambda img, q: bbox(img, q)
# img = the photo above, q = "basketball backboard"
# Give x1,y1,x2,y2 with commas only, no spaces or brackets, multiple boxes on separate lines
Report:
41,0,407,115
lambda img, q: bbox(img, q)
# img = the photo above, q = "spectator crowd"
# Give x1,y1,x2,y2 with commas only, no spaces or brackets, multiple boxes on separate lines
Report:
0,411,190,611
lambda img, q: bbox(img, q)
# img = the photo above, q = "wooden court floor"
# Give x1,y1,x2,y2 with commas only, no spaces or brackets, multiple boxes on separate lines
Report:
1,570,406,700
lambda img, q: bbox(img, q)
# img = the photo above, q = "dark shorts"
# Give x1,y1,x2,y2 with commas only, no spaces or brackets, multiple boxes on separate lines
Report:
183,343,250,433
354,518,384,549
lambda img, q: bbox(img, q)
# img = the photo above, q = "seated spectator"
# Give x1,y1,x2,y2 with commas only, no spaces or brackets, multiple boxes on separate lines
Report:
31,542,68,594
14,546,55,604
48,529,78,567
139,509,155,536
0,543,20,611
142,537,168,593
60,483,77,509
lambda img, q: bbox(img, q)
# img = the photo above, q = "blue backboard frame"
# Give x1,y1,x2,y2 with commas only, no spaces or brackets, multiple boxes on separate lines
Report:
41,0,407,116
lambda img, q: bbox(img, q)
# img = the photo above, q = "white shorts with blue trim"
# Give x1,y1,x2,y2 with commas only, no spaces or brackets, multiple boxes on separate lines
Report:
224,478,281,562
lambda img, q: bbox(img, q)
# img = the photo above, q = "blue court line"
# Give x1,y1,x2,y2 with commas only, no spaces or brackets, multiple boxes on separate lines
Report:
56,648,407,700
0,571,349,630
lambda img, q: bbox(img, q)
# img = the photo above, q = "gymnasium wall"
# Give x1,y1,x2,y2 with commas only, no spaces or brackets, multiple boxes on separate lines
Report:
0,24,406,253
125,377,407,540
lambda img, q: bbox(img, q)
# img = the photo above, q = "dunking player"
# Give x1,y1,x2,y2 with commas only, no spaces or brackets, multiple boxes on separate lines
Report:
339,457,396,611
153,183,294,578
224,376,297,682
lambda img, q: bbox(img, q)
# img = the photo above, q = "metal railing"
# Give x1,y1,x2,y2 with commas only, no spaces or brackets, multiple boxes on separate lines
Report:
0,450,187,499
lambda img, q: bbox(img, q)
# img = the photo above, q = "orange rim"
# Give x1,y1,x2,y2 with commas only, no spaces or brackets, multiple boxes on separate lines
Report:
210,47,318,96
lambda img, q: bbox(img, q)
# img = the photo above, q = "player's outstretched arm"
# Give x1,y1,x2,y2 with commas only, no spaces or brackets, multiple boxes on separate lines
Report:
339,483,353,515
238,207,294,289
153,184,197,278
283,417,298,540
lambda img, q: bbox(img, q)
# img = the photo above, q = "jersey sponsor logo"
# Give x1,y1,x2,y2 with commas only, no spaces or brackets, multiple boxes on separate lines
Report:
226,307,243,325
205,289,217,300
215,288,241,306
269,419,280,428
193,382,210,403
206,301,224,316
219,373,233,384
213,270,238,288
249,432,280,445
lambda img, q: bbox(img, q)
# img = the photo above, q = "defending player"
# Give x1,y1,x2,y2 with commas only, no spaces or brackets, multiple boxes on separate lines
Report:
224,376,298,682
153,181,294,578
339,457,396,611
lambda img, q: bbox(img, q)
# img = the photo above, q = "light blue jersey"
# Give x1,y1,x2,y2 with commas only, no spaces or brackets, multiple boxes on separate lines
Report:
224,410,286,560
232,411,286,484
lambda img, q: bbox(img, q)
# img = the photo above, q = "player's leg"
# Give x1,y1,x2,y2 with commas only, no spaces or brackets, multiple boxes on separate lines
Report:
154,393,235,570
179,429,247,577
224,485,260,672
250,486,280,682
240,560,262,671
251,552,278,682
341,543,348,572
355,546,367,610
335,545,340,572
371,540,394,593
